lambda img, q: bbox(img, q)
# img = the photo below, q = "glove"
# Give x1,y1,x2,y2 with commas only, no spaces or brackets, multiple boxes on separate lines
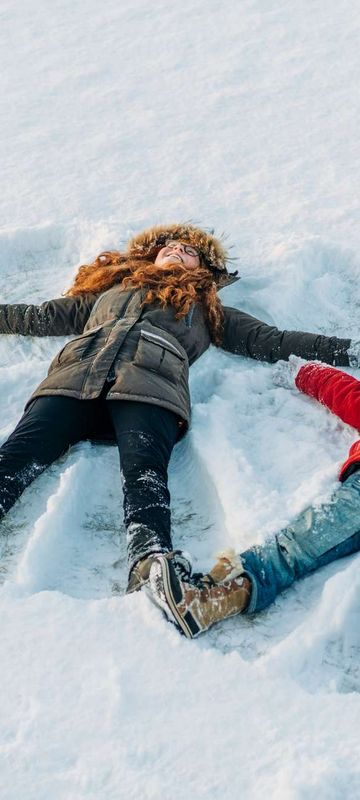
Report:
347,340,360,368
272,355,308,389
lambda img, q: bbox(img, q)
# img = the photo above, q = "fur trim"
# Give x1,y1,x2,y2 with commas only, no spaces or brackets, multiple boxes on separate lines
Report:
127,223,230,274
213,548,245,580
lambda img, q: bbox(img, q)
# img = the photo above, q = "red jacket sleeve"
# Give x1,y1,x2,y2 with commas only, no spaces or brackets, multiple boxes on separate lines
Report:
295,363,360,431
295,363,360,481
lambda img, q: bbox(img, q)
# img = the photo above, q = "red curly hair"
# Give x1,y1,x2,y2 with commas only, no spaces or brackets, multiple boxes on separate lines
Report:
65,249,224,345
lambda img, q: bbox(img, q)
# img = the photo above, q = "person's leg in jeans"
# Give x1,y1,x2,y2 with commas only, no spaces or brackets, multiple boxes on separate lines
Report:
107,400,180,586
146,471,360,638
237,470,360,613
0,396,101,520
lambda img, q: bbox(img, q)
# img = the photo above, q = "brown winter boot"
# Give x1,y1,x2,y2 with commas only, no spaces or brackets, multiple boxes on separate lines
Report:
148,552,252,638
126,550,192,594
126,555,155,594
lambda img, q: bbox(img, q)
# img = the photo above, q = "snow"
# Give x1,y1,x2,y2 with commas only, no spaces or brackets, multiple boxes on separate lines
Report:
1,0,360,796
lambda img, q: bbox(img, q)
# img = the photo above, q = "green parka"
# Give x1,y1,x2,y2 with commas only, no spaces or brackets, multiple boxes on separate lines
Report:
0,286,352,437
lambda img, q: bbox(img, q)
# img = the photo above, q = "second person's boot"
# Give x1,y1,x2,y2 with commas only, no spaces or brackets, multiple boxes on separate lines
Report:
148,552,252,638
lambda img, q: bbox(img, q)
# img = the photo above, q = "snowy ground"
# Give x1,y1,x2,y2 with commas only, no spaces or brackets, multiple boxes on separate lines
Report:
1,1,360,797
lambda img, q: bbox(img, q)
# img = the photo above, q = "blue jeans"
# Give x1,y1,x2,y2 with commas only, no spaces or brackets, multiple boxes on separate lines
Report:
241,472,360,613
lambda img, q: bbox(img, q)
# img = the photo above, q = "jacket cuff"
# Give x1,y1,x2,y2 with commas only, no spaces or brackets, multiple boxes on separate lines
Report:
347,340,360,368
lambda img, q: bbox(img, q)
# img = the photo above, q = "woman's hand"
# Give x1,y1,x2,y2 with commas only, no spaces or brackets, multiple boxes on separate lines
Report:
347,340,360,368
272,355,309,389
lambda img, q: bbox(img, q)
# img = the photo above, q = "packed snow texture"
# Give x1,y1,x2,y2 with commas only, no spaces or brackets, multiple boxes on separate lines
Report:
1,1,360,797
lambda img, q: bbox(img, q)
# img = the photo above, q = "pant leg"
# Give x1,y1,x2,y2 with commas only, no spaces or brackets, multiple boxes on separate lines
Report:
0,395,99,519
240,471,360,613
107,400,180,574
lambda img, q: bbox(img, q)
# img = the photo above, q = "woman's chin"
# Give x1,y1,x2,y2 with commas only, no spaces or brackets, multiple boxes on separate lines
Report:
156,258,183,268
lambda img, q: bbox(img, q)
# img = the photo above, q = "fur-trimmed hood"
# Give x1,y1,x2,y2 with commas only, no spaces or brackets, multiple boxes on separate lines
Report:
126,223,239,288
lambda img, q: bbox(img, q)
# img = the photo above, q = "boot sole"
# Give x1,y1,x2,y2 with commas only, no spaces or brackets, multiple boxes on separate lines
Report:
151,557,201,639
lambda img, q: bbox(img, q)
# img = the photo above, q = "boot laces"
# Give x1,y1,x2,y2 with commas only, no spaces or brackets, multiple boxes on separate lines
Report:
171,551,192,580
192,571,216,588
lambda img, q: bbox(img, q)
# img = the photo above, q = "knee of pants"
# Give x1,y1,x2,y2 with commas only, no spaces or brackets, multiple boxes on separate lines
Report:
120,439,168,475
117,430,172,473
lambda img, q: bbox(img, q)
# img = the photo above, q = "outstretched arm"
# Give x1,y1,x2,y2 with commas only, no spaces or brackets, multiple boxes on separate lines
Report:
295,362,360,431
277,359,360,481
222,306,352,366
0,293,98,336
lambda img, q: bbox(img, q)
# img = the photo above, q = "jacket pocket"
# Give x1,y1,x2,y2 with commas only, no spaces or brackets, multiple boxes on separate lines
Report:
50,325,103,370
134,329,186,383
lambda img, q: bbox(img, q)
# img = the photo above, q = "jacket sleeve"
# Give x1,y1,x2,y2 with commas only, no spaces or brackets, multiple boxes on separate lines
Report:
0,294,98,336
221,306,351,366
295,363,360,431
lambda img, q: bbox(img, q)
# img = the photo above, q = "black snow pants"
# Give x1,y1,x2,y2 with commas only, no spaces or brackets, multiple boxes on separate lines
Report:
0,388,179,575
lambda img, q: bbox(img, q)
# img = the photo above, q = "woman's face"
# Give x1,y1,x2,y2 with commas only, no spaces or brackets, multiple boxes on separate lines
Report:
154,240,201,269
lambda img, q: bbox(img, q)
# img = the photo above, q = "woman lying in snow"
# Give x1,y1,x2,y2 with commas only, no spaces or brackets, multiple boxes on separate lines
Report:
155,358,360,637
0,223,358,633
